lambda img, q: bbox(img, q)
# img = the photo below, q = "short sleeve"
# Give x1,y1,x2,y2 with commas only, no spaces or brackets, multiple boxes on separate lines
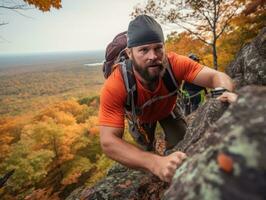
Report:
168,52,203,83
98,68,126,128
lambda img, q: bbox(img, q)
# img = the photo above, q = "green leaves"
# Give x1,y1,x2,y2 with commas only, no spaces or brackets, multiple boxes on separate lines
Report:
1,141,54,191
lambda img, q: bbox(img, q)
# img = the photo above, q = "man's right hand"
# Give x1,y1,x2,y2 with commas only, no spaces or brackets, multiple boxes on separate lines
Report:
216,91,238,103
152,151,187,183
100,126,187,183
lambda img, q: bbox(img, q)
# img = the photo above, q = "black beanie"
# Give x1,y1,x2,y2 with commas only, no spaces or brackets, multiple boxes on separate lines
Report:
127,15,164,48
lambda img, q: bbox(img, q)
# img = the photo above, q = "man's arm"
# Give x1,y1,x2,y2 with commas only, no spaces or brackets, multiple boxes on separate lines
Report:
100,126,187,182
192,66,238,103
192,66,234,91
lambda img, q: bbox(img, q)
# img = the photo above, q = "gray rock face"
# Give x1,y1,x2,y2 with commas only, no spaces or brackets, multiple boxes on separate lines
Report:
169,99,229,155
164,86,266,200
226,27,266,89
66,164,168,200
66,28,266,200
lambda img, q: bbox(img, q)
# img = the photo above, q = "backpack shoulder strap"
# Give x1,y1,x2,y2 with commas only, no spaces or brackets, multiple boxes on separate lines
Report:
119,60,137,112
120,58,179,116
162,58,178,93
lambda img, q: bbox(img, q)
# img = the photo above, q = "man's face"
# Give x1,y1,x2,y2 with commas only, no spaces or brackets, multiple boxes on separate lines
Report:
127,43,166,83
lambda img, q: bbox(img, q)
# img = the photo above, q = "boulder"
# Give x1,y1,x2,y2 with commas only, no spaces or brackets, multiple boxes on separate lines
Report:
164,86,266,200
226,27,266,89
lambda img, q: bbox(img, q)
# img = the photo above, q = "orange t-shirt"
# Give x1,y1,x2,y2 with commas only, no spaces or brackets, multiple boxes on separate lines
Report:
98,52,203,128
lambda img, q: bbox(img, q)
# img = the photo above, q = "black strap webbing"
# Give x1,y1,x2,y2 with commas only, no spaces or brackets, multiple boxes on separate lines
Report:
162,59,178,93
123,60,137,111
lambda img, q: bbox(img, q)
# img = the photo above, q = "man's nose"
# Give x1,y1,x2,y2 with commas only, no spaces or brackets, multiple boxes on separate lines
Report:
147,49,158,60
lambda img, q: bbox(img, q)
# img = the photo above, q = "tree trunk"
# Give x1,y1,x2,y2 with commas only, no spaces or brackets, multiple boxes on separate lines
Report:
212,42,218,70
52,136,64,180
212,0,218,70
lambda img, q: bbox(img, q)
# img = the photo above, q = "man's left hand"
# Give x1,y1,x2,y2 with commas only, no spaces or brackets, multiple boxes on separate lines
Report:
216,91,238,103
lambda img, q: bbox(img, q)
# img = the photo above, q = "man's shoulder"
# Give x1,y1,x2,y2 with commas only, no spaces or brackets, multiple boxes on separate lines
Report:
166,52,204,83
101,66,126,99
167,52,190,63
167,51,178,57
104,66,123,85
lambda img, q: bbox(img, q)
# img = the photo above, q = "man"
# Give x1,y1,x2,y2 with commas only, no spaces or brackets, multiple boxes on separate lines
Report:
98,15,237,183
182,53,207,115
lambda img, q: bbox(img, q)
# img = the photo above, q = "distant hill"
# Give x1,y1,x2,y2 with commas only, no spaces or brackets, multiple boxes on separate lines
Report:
0,51,105,116
0,50,104,70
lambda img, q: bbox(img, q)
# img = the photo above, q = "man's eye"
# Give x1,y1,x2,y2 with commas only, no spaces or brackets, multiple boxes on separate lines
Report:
140,48,148,53
155,47,163,52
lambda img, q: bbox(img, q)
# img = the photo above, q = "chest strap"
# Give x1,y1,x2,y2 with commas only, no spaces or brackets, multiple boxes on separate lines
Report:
120,58,178,116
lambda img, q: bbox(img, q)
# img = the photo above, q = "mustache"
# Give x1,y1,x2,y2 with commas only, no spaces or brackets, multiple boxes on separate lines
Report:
146,63,163,68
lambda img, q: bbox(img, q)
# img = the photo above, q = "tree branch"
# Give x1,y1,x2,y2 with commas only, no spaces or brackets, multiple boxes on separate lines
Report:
175,23,212,45
216,7,238,39
0,22,8,26
10,8,34,18
171,15,204,29
0,35,11,43
185,2,214,32
0,5,30,10
201,10,214,29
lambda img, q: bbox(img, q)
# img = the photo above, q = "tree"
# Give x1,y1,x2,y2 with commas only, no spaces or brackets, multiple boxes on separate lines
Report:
0,97,104,199
0,0,61,12
0,116,28,161
0,0,62,26
132,0,246,70
0,139,54,193
242,0,265,15
216,0,265,68
165,31,212,66
23,0,62,11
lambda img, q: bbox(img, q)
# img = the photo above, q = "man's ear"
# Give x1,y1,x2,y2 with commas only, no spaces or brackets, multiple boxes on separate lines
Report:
126,48,132,59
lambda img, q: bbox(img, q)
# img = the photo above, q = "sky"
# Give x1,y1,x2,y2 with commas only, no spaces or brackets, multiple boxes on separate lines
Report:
0,0,148,54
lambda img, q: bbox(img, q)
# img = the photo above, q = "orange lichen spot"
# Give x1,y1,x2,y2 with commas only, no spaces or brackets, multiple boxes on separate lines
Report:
116,180,132,189
217,153,234,173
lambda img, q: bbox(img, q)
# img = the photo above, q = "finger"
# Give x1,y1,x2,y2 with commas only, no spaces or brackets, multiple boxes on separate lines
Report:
219,98,227,102
175,151,187,159
229,93,238,103
167,162,179,172
217,95,227,102
180,153,187,160
164,176,171,183
170,158,181,166
169,157,186,170
216,94,225,100
164,171,174,183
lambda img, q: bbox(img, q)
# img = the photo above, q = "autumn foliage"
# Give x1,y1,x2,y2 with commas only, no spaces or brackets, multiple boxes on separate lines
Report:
134,0,265,71
0,96,112,200
165,1,265,71
24,0,62,11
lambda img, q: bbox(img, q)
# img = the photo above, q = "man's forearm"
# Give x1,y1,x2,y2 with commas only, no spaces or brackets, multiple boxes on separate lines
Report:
193,67,235,91
101,134,159,173
212,72,234,92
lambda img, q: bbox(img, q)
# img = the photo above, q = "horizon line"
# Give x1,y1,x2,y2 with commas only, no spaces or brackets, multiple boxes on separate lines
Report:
0,49,105,56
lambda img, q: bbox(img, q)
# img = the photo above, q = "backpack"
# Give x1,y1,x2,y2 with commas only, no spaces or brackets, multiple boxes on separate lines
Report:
102,31,128,78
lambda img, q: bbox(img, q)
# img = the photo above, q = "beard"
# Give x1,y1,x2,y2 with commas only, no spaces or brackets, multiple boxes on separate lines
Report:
131,57,165,83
